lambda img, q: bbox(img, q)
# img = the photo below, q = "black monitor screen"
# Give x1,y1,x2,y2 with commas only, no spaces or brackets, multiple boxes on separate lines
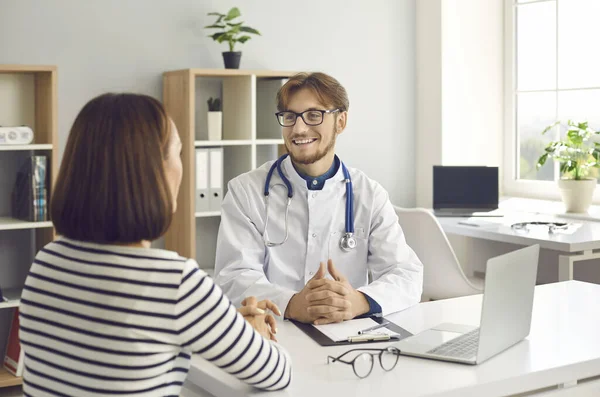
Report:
433,166,499,209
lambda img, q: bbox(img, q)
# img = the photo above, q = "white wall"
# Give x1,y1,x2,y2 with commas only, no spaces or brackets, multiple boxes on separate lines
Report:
415,0,443,209
416,0,504,208
0,0,417,206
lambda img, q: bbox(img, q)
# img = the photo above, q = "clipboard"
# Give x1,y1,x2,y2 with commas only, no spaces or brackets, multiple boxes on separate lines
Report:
290,316,413,346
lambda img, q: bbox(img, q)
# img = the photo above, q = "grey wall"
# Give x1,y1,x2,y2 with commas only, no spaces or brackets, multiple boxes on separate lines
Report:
0,0,417,206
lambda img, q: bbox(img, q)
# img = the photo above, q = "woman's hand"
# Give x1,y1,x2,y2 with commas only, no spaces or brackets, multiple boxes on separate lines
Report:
238,296,281,342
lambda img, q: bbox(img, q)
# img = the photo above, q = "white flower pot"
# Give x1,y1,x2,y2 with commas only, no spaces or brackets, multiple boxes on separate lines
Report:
558,178,596,213
207,111,222,141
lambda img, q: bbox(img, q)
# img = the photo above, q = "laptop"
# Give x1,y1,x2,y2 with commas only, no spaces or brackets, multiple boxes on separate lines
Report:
394,244,539,365
433,166,503,217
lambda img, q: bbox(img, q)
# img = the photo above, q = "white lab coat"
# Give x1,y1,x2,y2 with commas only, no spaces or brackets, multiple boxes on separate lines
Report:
214,156,423,316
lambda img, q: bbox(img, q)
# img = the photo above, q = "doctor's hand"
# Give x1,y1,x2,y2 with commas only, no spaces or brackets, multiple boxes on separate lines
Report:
284,261,346,324
238,296,280,342
304,259,370,325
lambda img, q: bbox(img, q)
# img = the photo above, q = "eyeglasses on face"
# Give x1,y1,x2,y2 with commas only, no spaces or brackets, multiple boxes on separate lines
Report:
275,109,340,127
327,347,401,379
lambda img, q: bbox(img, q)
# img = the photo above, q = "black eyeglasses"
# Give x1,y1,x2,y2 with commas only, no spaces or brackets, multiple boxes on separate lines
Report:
275,109,340,127
327,347,401,379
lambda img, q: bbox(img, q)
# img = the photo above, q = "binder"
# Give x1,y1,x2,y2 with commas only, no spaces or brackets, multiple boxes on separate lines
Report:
209,148,223,211
195,149,210,212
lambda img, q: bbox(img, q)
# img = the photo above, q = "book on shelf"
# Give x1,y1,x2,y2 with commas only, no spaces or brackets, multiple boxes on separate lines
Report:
3,308,24,377
12,155,48,222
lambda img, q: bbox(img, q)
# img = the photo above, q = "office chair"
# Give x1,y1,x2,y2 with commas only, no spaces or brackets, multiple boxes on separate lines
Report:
394,206,484,301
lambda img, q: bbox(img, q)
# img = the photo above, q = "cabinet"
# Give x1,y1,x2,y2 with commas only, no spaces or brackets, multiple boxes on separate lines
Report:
0,65,57,389
162,69,293,269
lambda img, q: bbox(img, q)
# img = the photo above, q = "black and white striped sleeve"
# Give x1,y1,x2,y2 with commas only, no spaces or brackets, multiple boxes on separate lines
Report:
174,259,292,391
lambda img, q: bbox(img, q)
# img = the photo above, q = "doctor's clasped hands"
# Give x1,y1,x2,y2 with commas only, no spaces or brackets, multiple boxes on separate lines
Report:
286,260,371,325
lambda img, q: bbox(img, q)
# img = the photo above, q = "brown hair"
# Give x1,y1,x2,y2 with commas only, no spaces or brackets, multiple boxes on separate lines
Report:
276,72,349,112
51,93,174,244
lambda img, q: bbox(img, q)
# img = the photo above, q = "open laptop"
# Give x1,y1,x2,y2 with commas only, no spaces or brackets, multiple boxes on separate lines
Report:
433,166,503,217
394,244,539,365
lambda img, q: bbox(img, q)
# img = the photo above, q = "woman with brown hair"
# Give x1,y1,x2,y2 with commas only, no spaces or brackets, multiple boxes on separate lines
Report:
19,93,291,396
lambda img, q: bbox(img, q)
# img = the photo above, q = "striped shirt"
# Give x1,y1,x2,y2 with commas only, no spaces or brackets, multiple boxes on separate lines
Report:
19,237,292,396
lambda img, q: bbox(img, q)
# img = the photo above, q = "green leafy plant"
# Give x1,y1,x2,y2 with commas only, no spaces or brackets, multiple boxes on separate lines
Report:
207,97,221,112
536,120,600,180
205,7,261,52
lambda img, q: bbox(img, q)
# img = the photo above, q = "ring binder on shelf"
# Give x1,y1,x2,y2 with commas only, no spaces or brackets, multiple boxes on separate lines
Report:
195,149,210,212
209,148,223,212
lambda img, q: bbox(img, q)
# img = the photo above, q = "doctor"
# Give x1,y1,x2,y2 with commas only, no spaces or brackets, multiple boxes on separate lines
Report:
215,72,423,325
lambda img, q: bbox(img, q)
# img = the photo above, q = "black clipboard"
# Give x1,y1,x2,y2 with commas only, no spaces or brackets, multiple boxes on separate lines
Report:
290,316,413,346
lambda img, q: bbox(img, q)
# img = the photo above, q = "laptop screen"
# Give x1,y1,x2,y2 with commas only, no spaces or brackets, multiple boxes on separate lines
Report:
433,166,499,209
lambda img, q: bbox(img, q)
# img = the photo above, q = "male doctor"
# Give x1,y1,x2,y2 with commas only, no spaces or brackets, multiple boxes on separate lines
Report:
215,72,423,325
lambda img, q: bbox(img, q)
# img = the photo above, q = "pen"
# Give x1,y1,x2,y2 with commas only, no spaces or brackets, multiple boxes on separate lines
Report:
358,321,390,335
458,221,480,227
348,334,398,343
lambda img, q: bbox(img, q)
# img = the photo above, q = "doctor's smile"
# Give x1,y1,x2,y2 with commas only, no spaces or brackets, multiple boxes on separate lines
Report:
291,137,318,146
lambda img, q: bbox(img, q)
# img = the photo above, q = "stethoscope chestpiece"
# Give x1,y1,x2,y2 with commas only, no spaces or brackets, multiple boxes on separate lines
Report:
340,232,357,252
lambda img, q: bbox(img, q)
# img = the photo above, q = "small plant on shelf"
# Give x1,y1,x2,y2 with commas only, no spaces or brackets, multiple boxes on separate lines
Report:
207,97,222,112
206,97,222,141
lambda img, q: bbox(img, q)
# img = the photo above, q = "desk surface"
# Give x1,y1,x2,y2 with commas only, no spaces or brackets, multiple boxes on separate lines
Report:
437,213,600,252
185,281,600,397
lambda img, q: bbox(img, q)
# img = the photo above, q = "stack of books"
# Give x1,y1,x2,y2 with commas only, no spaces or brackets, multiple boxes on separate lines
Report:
12,155,47,222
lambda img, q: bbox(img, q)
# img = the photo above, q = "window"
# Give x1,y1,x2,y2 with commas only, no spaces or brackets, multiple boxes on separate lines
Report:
504,0,600,200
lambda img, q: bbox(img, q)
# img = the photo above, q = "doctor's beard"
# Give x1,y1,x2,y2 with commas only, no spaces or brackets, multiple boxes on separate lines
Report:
286,125,337,165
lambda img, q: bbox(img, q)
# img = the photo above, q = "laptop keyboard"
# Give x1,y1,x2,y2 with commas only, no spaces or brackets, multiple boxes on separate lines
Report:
426,328,480,359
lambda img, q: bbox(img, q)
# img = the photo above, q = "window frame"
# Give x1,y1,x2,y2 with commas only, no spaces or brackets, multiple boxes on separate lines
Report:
503,0,600,203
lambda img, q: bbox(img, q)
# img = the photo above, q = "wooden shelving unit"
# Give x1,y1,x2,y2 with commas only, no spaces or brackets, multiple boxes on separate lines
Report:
162,69,294,268
0,368,22,388
0,64,57,391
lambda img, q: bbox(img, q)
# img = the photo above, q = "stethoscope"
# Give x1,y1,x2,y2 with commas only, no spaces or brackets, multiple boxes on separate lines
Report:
511,221,570,234
263,154,356,251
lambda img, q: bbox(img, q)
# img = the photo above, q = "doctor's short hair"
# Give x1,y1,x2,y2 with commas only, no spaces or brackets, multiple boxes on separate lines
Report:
277,72,349,112
50,93,175,244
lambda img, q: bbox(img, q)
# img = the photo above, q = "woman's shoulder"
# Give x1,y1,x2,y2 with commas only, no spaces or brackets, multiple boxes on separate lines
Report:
39,237,194,272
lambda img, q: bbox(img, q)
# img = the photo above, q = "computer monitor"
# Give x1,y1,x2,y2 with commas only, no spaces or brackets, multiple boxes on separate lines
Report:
433,166,499,210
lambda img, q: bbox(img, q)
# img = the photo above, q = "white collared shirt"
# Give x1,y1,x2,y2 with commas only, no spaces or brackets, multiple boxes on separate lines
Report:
214,156,423,316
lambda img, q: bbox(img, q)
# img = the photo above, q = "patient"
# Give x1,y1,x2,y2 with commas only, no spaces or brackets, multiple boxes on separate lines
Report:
19,93,291,396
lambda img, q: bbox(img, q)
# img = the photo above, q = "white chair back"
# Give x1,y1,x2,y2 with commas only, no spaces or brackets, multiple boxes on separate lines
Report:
394,206,483,300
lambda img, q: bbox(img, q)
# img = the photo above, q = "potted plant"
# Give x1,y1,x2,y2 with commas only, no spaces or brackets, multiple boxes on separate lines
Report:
207,97,222,141
205,7,261,69
536,120,600,212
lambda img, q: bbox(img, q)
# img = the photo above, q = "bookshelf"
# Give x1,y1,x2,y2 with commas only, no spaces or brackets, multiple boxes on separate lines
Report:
0,65,58,390
162,69,293,270
0,368,22,388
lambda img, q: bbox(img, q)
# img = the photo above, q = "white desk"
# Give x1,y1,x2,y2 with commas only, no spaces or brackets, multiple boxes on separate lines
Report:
183,281,600,397
436,212,600,281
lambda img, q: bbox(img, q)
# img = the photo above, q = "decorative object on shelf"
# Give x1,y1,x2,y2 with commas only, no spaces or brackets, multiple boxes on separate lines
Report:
3,308,24,377
207,97,223,141
537,120,600,213
0,126,34,145
12,155,48,222
205,7,261,69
